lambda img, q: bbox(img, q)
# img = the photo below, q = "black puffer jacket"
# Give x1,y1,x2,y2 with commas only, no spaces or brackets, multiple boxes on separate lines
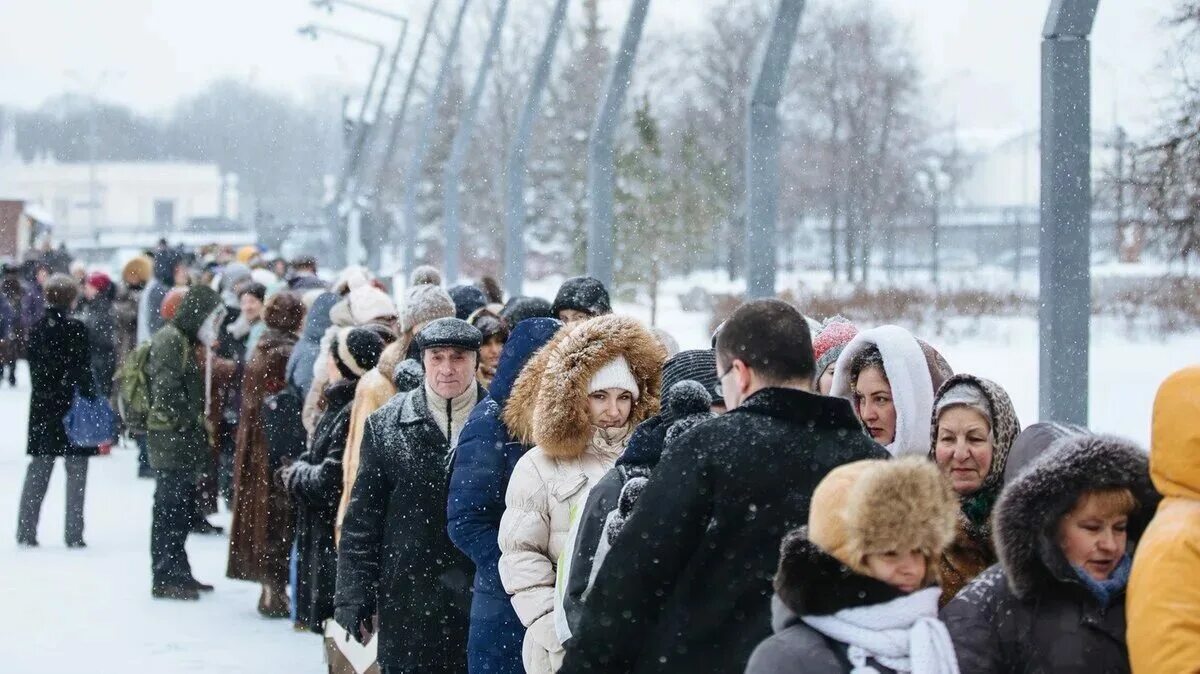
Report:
27,306,95,457
335,382,485,672
941,434,1160,673
559,388,888,674
286,377,357,633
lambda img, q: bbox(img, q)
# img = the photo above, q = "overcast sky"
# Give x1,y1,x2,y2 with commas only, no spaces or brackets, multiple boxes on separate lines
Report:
0,0,1176,140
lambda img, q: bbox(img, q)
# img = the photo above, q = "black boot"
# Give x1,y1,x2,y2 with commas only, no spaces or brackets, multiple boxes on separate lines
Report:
152,584,201,600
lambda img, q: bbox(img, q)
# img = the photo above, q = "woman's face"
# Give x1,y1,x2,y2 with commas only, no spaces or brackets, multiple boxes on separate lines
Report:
83,284,98,300
934,406,994,496
863,549,926,594
587,388,633,429
853,366,896,445
1057,492,1129,582
818,362,836,395
479,336,504,371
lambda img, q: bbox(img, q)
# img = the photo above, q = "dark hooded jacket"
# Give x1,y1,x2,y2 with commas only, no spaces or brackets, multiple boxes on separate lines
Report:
446,317,561,674
142,248,185,338
559,388,888,674
75,284,118,397
929,374,1021,606
145,285,221,471
941,434,1160,673
285,376,358,633
26,303,95,457
286,291,338,397
335,380,486,673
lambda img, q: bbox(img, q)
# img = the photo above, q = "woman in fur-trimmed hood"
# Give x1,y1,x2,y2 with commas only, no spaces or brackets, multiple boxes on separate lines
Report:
498,314,664,674
927,373,1021,605
941,433,1159,673
747,457,961,674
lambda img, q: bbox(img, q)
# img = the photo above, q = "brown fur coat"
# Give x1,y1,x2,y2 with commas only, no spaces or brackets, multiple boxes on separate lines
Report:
503,315,665,461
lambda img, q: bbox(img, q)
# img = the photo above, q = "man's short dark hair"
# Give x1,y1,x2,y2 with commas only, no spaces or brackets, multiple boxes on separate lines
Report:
238,282,267,303
716,299,814,385
44,273,78,308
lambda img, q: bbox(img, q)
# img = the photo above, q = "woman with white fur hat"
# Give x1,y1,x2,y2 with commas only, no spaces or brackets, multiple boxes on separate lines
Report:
747,457,961,674
498,314,665,674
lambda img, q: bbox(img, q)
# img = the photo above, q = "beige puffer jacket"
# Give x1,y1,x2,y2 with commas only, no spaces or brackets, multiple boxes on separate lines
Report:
497,315,665,674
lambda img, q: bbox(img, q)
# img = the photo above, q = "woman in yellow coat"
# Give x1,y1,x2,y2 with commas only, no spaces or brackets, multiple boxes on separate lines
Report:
1127,365,1200,673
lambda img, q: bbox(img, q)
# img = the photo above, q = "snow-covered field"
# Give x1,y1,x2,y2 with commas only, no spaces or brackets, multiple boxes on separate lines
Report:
1,306,1195,672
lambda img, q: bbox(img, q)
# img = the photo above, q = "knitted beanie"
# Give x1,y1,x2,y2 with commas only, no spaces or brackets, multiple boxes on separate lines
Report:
589,355,640,400
402,283,456,332
661,349,720,406
347,284,398,325
449,284,488,321
86,271,112,294
812,316,859,379
332,326,387,379
552,276,612,317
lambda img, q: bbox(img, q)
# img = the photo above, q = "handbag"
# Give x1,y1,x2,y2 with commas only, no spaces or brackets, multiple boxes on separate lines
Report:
64,387,119,448
262,384,307,471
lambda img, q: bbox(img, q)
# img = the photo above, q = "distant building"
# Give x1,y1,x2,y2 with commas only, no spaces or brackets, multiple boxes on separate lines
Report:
0,119,244,251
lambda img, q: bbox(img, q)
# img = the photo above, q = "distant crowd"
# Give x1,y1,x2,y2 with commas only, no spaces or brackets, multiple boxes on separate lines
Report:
11,242,1200,674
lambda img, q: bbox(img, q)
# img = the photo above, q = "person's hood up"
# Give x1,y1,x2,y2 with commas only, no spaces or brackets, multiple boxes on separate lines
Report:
264,291,305,333
153,248,186,285
830,324,946,457
488,316,561,404
994,433,1160,600
503,314,664,460
172,285,221,340
928,373,1022,500
1151,366,1200,501
1004,422,1087,484
302,292,339,344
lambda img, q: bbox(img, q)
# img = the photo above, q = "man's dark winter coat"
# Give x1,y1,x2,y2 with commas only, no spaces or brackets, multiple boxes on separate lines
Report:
75,287,118,396
559,387,888,674
446,317,561,674
144,248,185,336
336,382,485,673
26,305,95,457
941,434,1160,673
286,377,356,633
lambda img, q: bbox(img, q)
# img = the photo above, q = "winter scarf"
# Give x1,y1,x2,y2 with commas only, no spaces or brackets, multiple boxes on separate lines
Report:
590,425,632,460
425,382,479,447
1072,553,1132,609
800,587,959,674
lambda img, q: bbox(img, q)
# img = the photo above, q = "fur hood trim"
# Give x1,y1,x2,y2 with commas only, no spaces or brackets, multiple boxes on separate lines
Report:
809,457,959,582
774,527,905,617
830,325,939,457
994,433,1160,600
503,315,664,460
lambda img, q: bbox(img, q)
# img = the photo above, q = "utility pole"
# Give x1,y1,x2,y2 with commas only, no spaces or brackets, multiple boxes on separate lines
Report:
402,0,471,279
585,0,652,289
1040,0,1098,425
502,0,570,297
444,0,509,283
744,0,806,299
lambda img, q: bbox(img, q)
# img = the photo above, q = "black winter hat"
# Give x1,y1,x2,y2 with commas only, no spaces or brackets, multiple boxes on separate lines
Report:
449,284,488,321
551,276,611,318
332,326,386,379
469,309,509,343
416,317,482,353
662,349,721,406
500,295,554,327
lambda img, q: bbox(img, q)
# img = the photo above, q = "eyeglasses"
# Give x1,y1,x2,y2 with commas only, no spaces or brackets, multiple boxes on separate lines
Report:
715,368,733,398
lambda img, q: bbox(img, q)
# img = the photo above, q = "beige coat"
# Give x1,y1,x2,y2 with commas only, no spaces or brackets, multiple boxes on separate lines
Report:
497,314,665,674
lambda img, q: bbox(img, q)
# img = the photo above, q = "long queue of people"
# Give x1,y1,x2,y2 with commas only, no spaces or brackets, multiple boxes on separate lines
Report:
11,244,1200,674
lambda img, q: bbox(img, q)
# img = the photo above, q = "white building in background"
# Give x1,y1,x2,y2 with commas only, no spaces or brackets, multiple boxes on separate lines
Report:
0,120,242,249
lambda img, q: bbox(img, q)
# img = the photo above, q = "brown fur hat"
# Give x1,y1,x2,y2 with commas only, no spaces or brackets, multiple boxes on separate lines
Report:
503,314,665,460
264,290,306,333
808,457,959,585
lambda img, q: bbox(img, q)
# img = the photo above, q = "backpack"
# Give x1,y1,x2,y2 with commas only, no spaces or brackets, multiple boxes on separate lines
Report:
115,341,152,432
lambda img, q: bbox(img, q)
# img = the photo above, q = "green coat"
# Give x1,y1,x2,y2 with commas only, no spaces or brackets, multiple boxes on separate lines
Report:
146,285,220,472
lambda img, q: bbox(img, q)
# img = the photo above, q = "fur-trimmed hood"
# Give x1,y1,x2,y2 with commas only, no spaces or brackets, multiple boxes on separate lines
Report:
993,433,1160,600
829,325,952,457
503,314,665,460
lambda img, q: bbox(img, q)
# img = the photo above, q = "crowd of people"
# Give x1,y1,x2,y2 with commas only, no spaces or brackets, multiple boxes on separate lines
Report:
10,242,1200,674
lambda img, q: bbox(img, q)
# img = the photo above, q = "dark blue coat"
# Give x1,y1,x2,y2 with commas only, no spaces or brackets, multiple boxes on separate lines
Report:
447,317,561,674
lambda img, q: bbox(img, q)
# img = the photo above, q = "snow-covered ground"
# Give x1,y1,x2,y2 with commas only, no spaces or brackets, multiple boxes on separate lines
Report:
1,307,1195,672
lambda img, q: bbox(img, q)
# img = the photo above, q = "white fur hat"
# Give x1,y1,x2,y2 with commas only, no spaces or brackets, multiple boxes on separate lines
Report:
588,355,640,399
347,285,397,324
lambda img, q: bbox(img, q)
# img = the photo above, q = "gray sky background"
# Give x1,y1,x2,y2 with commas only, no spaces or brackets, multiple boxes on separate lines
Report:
0,1,1177,141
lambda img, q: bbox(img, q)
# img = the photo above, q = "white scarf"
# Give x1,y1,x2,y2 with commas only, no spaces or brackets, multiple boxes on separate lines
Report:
800,587,959,674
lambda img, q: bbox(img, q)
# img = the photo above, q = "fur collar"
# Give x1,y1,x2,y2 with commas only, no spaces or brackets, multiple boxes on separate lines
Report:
993,434,1160,600
774,528,905,617
504,315,664,460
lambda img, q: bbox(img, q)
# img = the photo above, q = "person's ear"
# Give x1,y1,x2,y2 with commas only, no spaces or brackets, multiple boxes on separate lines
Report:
732,359,752,395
